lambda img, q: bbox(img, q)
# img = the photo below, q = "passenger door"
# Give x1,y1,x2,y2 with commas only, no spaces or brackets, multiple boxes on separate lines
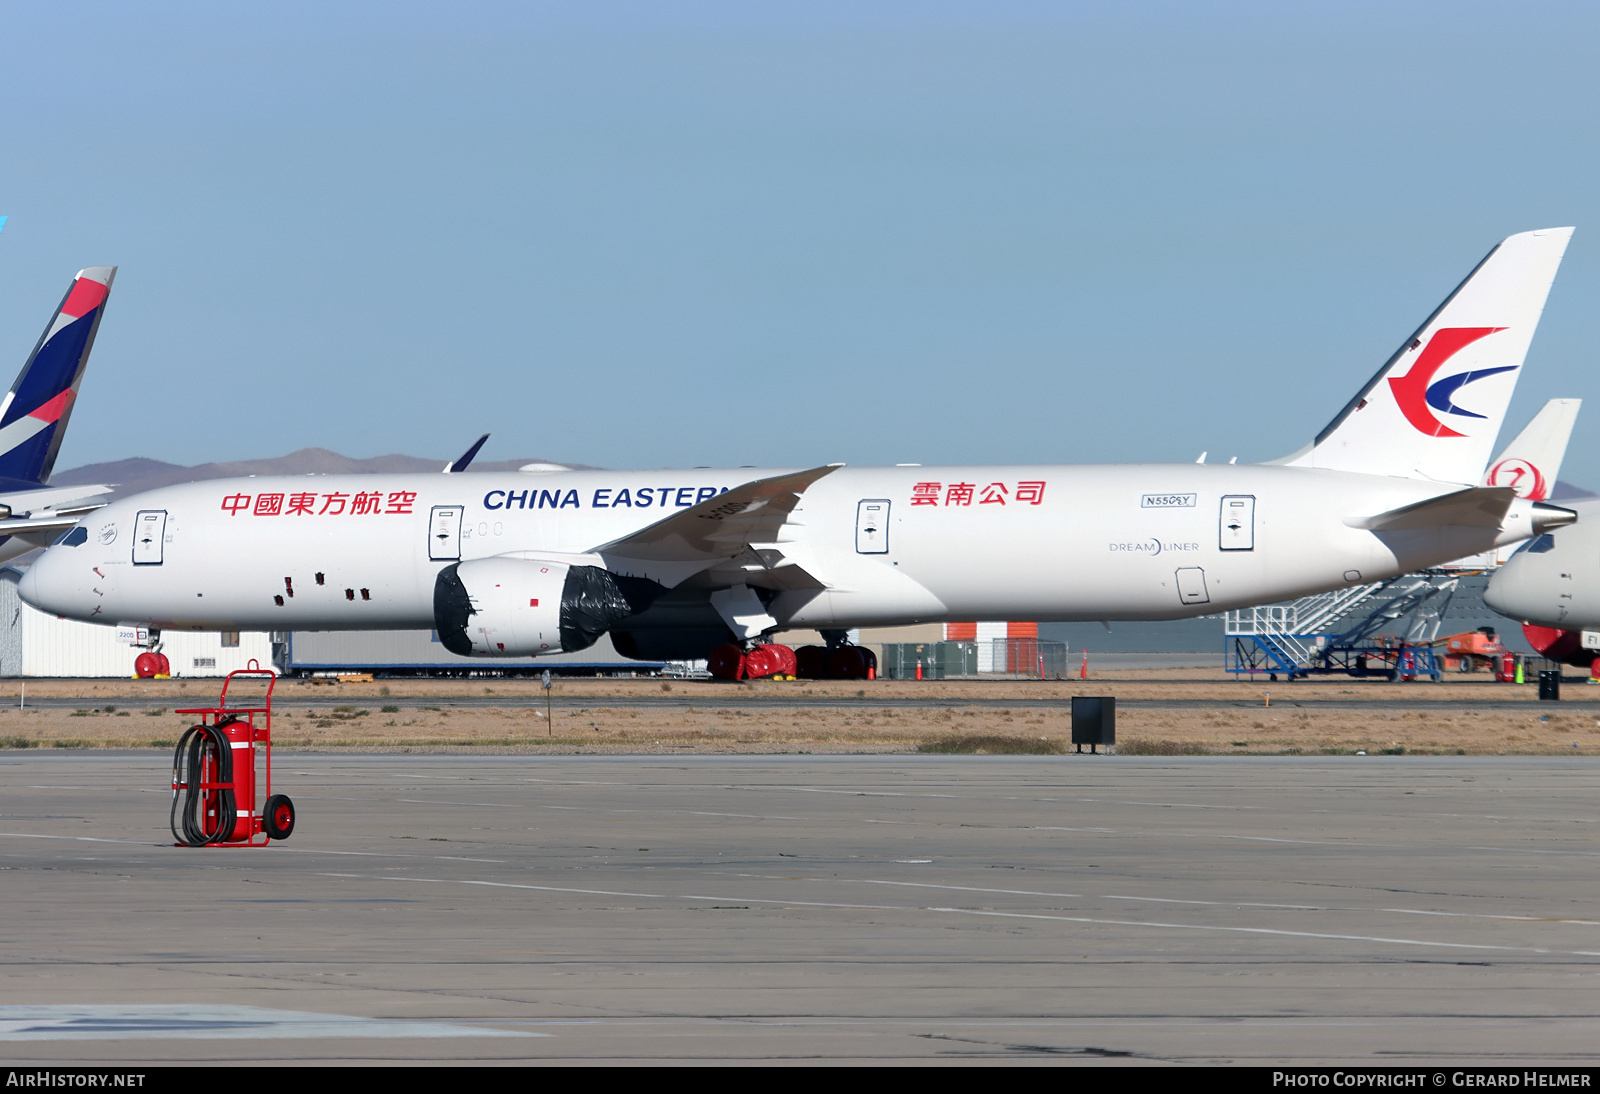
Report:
132,510,166,565
429,506,463,560
1220,495,1255,551
856,500,890,554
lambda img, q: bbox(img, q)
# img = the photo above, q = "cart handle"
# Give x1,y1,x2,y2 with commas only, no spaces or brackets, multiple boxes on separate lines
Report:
219,662,276,708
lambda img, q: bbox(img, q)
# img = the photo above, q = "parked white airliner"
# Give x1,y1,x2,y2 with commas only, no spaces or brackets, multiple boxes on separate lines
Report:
1483,501,1600,630
16,229,1580,670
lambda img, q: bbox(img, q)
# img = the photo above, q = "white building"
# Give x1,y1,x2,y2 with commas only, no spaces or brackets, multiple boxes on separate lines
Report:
280,629,649,675
0,568,273,677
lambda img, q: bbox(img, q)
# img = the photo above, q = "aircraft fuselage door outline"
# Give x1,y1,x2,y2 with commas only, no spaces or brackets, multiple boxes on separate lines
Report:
132,510,166,565
856,500,890,554
429,506,463,561
1175,566,1209,604
1220,495,1255,551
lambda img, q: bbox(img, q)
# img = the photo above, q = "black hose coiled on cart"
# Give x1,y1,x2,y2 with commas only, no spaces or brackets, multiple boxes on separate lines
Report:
170,721,236,846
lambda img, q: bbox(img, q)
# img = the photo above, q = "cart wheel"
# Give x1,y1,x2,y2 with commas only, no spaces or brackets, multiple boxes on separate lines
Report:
264,794,296,840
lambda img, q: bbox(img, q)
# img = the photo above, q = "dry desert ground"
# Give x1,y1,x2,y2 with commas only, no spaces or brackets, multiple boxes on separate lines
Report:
0,669,1590,756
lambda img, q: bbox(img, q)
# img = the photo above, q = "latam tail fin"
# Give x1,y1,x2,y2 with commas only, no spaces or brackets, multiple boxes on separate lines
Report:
1276,229,1572,483
0,267,116,489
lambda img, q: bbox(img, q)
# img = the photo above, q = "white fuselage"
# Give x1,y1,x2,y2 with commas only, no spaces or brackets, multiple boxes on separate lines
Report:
19,463,1546,644
1484,499,1600,629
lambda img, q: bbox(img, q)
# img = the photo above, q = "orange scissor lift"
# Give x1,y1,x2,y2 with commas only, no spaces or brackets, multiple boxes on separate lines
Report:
170,662,295,847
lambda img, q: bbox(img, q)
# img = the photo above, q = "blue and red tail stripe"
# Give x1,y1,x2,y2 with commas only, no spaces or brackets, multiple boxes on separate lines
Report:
0,267,115,491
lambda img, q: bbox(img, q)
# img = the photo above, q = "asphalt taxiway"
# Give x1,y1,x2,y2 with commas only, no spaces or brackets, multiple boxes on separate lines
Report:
4,752,1600,1065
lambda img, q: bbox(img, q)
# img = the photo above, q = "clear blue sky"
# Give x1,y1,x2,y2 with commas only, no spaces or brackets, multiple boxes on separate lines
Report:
2,1,1598,479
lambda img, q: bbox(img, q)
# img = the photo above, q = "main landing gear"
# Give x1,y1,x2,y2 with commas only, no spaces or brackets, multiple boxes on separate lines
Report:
707,631,878,681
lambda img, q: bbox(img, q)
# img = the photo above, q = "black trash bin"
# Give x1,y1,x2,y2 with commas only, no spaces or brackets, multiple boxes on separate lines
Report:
1071,696,1115,753
1539,669,1561,701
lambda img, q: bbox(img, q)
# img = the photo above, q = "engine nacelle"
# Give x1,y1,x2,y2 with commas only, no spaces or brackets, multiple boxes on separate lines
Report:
433,557,647,657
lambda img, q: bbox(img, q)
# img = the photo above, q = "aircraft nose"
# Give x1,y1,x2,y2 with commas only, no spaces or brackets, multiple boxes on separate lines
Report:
1481,575,1514,617
1484,556,1544,622
18,547,69,614
17,557,43,608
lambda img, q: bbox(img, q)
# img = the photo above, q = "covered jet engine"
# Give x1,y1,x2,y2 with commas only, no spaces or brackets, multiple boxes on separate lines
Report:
433,557,659,657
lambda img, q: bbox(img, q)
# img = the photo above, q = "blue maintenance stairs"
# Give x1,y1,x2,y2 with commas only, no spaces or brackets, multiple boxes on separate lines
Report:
1225,575,1461,682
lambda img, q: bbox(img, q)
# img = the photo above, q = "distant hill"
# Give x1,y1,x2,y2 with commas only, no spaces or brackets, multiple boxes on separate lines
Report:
50,448,598,500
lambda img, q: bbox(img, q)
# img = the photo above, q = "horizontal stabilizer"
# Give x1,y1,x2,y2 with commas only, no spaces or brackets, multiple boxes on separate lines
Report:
594,464,842,586
1346,486,1515,531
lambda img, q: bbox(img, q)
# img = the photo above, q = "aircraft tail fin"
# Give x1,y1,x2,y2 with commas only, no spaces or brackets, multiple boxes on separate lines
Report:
1482,397,1580,501
0,267,116,488
445,433,490,473
1277,229,1572,483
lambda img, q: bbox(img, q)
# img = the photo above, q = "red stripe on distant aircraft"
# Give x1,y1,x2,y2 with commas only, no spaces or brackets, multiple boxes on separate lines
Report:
58,278,107,320
27,389,74,424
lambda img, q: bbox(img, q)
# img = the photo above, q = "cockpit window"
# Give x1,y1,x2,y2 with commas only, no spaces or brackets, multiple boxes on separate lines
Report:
53,526,88,547
1512,534,1556,556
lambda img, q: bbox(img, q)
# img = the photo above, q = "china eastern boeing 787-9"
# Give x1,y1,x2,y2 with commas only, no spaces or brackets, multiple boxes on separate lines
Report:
17,230,1581,678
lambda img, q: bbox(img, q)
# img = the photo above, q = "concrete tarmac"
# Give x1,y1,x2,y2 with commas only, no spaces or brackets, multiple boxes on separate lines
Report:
4,752,1600,1065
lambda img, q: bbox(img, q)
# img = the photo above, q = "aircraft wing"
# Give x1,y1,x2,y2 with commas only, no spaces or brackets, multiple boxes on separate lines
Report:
0,486,112,540
0,484,113,516
0,515,87,536
592,464,841,588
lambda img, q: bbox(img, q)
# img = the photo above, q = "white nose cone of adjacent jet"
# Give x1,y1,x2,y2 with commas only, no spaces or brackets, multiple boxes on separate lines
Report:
1485,499,1600,628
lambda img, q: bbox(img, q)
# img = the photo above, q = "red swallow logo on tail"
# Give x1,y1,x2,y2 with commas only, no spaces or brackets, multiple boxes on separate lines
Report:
1387,327,1508,437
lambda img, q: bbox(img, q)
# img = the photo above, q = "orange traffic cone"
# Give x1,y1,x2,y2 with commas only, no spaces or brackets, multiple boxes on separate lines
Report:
1079,649,1089,680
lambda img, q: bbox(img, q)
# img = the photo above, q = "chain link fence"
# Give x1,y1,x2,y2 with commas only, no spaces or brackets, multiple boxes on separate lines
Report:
880,639,1069,679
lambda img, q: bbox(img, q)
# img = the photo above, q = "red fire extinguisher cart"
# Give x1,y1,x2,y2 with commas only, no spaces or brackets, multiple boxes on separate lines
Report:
170,661,293,847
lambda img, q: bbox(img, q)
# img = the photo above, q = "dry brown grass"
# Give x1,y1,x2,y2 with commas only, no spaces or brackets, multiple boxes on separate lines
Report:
916,734,1065,755
0,670,1589,755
